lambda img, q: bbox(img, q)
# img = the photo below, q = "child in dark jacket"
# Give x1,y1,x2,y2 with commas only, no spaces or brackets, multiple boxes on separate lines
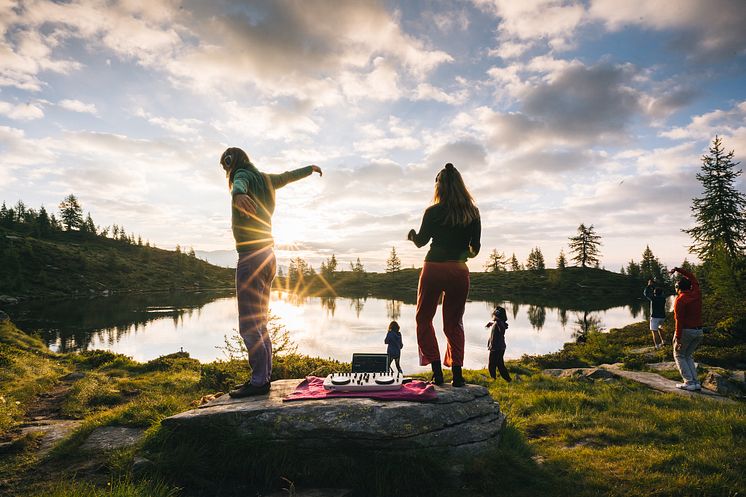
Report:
486,306,511,382
385,321,404,373
644,280,667,349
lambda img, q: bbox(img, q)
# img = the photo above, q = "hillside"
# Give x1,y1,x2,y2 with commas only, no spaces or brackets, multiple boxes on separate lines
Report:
0,227,234,299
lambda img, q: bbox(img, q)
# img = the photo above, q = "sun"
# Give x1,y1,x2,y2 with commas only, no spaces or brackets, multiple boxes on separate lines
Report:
272,216,305,247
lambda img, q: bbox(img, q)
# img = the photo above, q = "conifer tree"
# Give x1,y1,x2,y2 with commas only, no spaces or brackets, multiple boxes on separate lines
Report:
568,224,602,268
526,246,545,271
556,249,567,270
385,247,401,273
484,249,507,272
509,253,521,271
684,136,746,261
58,194,83,231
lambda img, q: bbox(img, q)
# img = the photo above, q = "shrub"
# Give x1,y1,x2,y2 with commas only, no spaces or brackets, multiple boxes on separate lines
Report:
71,350,134,369
142,352,200,373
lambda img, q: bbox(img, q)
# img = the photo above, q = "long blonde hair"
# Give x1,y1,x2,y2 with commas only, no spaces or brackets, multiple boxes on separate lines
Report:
433,163,479,226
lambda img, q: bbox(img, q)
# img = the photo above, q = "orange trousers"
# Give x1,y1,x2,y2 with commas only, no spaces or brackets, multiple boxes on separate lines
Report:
416,261,470,367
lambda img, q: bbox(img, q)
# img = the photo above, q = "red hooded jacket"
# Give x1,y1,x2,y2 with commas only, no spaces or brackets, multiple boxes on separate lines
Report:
673,268,703,339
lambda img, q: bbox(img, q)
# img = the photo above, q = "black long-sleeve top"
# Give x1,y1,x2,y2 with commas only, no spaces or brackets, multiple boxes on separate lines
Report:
643,285,667,319
409,204,481,262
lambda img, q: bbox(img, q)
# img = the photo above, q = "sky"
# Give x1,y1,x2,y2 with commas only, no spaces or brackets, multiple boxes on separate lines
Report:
1,0,745,272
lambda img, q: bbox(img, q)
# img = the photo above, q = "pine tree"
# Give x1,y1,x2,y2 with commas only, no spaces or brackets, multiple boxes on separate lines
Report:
385,247,401,273
526,247,545,271
58,194,83,231
36,206,51,236
640,245,667,283
484,249,507,272
321,254,338,279
509,253,521,271
684,136,746,261
556,249,567,270
626,259,641,280
568,223,602,268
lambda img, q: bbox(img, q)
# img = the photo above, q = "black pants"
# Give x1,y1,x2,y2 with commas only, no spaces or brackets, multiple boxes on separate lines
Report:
488,349,511,382
389,357,403,373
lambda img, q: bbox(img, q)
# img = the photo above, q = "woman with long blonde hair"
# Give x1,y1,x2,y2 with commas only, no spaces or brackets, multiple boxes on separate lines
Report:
220,147,322,397
407,162,481,386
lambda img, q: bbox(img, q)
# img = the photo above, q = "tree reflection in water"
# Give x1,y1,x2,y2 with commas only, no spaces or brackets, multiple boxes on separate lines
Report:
320,296,337,317
572,310,604,342
350,297,366,318
7,290,234,352
387,300,401,321
527,305,546,330
558,308,568,327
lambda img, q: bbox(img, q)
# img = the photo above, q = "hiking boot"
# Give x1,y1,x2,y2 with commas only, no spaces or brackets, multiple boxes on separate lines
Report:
430,361,444,386
452,365,465,388
675,382,698,391
229,381,271,398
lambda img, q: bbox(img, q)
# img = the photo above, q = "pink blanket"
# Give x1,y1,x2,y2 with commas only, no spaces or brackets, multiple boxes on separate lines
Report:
283,376,437,402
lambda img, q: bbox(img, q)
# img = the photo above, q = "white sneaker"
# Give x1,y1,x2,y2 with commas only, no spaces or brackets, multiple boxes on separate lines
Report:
676,383,698,391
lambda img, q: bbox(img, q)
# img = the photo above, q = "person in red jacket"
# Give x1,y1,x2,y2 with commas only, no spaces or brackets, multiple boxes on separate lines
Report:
669,267,704,391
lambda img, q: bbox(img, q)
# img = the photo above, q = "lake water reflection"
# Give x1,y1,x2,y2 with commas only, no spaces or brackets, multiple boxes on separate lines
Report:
10,291,654,371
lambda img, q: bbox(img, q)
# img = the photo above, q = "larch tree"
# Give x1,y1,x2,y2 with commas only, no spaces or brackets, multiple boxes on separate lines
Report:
568,223,602,268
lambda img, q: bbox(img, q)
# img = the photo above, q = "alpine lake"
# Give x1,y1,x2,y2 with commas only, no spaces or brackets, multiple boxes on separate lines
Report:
6,289,664,371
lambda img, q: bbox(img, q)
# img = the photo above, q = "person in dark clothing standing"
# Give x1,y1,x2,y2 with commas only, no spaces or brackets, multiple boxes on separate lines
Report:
486,306,511,382
384,321,404,374
644,279,667,349
220,147,322,398
407,162,481,387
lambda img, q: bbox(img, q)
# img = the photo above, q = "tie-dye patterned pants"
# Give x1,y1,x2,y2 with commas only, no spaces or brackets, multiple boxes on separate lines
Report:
236,247,276,386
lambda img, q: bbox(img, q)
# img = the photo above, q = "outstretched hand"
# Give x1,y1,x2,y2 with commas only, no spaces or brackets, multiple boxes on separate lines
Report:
234,194,257,217
669,267,679,275
310,165,323,177
407,229,416,241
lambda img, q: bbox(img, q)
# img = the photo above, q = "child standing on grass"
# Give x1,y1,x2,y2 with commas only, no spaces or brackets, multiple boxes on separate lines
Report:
486,306,511,382
385,321,404,374
644,279,667,349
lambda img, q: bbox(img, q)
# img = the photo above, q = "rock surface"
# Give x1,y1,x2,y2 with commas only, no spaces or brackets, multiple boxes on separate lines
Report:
542,367,616,380
702,369,746,398
162,379,505,455
598,364,737,403
79,426,146,453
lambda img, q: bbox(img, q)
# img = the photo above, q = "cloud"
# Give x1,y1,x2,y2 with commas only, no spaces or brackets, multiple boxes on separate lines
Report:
58,99,98,114
474,0,586,57
212,100,321,142
413,83,469,105
135,108,202,135
479,62,642,150
0,100,44,120
589,0,746,59
662,100,746,142
165,1,452,102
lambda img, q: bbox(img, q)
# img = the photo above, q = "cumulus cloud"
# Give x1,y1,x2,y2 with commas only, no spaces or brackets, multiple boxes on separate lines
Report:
0,100,44,120
166,1,452,102
58,99,97,114
589,0,746,59
662,101,746,142
474,0,586,57
478,62,643,151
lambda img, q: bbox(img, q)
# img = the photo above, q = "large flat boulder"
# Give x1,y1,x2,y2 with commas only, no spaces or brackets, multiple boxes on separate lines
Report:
162,379,505,456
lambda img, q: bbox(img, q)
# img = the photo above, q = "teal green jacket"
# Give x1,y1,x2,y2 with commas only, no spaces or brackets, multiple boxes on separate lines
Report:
230,166,313,252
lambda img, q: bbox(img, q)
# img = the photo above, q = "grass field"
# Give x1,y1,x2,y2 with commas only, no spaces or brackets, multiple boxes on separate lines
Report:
2,317,744,497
